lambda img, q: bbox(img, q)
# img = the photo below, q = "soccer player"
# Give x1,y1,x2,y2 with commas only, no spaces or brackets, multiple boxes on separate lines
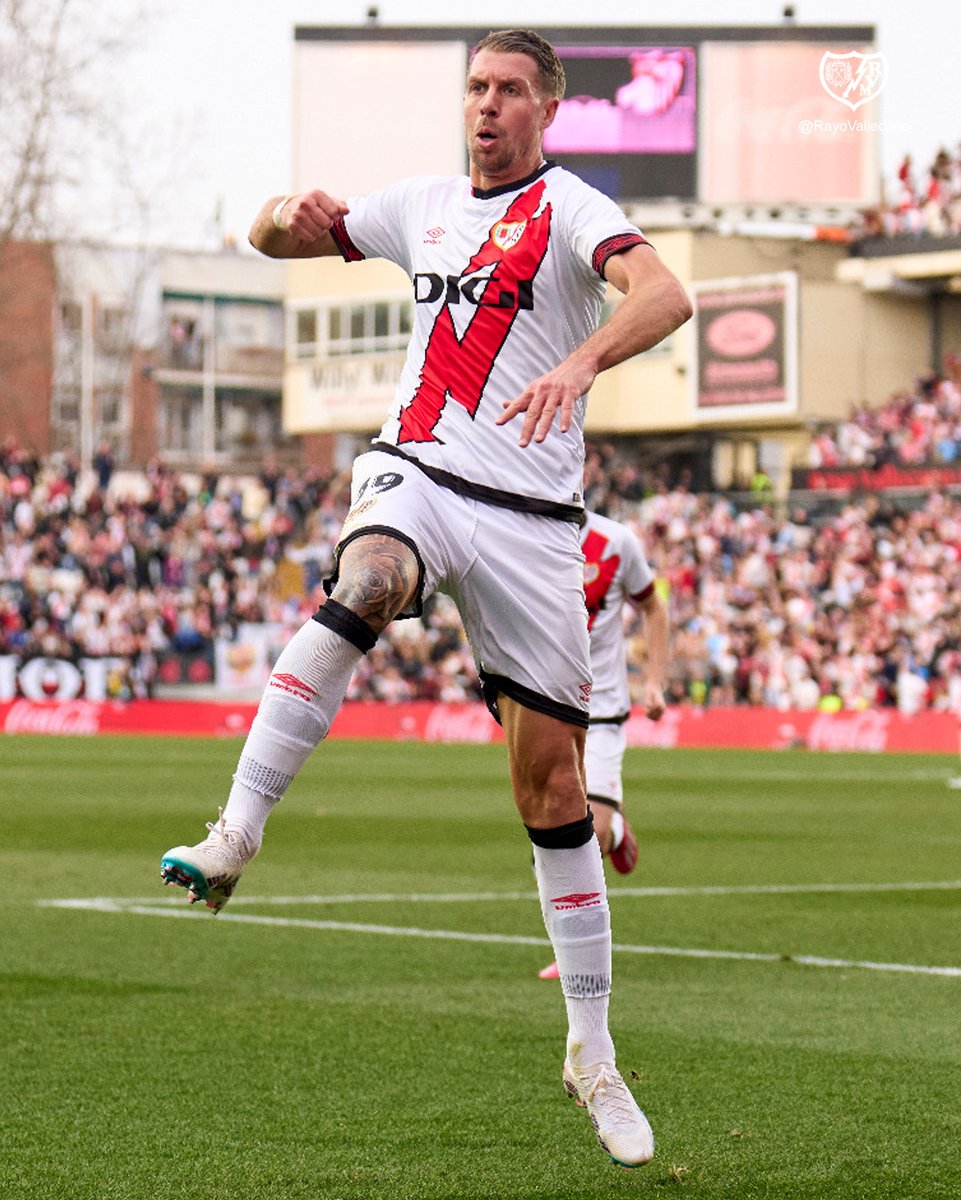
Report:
160,29,691,1169
539,509,668,980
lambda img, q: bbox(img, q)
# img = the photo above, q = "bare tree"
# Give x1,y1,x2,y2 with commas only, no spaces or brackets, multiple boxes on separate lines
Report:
0,0,209,463
1,0,122,243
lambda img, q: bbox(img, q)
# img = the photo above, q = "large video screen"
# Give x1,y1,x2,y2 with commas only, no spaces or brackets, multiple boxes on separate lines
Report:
294,25,877,207
544,45,697,201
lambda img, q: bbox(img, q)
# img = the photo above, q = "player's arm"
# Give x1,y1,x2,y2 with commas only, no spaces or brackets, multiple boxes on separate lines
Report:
248,190,350,259
497,242,692,447
629,586,669,722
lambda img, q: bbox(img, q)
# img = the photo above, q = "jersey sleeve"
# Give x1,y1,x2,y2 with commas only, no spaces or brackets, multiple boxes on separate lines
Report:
619,528,656,600
561,178,649,279
330,179,417,274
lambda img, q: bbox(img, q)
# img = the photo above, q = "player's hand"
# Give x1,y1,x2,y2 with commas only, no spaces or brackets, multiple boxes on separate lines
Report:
644,683,665,722
496,359,596,448
279,190,349,243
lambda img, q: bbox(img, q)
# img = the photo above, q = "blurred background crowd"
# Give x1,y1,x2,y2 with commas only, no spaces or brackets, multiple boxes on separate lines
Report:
4,354,961,717
865,143,961,239
803,359,961,471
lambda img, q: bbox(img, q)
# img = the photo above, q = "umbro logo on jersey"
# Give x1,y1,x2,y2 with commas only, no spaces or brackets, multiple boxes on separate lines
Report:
423,225,446,243
269,672,314,701
550,892,602,910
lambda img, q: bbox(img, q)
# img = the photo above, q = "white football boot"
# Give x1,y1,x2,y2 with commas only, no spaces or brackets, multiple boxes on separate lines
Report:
563,1058,655,1168
160,809,255,913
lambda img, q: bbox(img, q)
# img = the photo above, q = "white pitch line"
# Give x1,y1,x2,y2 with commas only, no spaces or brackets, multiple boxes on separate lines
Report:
36,898,961,978
237,880,961,903
68,879,961,907
36,880,961,910
611,880,961,899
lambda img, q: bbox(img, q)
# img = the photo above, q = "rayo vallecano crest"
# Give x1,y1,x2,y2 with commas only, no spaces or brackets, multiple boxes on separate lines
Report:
819,50,887,111
492,220,527,251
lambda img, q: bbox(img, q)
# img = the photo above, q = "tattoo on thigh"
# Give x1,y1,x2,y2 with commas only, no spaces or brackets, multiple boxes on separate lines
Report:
333,534,418,629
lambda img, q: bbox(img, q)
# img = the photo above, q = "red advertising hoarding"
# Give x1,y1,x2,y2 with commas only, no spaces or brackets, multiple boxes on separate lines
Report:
1,699,955,755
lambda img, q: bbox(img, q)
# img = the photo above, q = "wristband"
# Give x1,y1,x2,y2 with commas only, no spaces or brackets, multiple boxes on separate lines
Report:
271,196,292,231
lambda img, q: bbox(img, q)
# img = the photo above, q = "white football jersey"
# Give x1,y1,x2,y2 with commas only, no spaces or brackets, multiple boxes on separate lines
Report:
331,163,647,512
582,510,655,720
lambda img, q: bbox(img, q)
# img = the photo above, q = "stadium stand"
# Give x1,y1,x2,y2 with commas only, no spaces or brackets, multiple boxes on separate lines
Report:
3,352,961,716
870,144,961,239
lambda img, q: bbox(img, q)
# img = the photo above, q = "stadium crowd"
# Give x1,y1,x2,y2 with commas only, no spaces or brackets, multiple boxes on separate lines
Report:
2,399,961,713
0,435,480,703
865,143,961,239
806,361,961,470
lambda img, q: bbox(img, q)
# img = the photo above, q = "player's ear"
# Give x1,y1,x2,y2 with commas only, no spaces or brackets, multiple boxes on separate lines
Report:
541,95,559,132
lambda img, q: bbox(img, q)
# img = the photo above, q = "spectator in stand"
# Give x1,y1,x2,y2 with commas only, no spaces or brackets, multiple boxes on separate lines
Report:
871,142,961,238
92,441,115,493
807,365,961,473
5,352,961,716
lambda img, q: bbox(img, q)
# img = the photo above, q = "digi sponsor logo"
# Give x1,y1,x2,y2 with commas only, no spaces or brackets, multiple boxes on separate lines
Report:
550,891,602,910
413,271,534,311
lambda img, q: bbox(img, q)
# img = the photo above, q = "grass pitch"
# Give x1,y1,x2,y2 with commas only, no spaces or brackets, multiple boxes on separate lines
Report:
2,736,960,1199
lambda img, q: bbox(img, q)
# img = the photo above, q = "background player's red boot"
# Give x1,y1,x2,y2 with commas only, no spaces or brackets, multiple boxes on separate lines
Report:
609,817,638,874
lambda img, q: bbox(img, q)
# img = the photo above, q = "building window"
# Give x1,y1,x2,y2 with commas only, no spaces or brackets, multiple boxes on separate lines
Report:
161,385,202,452
290,296,413,361
100,390,122,426
59,302,82,336
295,309,317,359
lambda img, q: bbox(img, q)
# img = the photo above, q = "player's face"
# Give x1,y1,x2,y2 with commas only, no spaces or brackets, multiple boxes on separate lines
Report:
464,50,558,187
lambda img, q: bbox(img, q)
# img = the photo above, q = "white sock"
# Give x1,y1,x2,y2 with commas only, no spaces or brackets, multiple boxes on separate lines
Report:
221,618,364,851
532,838,616,1066
220,784,274,855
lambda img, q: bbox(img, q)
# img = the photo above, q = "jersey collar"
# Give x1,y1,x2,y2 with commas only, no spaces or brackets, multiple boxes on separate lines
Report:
471,160,555,200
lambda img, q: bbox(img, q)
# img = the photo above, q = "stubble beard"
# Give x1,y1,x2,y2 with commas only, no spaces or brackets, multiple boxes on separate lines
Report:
468,133,540,183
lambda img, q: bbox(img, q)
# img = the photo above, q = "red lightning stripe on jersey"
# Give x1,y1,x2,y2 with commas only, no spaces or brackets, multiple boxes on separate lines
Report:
582,528,621,632
398,180,552,444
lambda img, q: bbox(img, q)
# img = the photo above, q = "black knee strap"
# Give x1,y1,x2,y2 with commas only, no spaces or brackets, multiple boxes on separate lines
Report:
312,598,378,654
587,794,622,814
525,811,594,849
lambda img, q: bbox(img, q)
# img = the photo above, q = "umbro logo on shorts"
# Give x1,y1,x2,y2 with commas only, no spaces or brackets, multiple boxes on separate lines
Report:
550,892,602,910
269,672,315,702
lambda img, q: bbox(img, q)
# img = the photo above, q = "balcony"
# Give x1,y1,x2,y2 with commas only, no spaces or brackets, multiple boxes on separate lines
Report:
215,344,283,378
156,337,283,381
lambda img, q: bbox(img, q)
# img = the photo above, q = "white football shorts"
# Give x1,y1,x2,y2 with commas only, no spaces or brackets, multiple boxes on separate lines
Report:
332,449,591,726
583,719,627,805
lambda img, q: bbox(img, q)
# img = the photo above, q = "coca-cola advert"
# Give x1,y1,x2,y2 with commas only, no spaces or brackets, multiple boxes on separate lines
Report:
0,698,956,753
